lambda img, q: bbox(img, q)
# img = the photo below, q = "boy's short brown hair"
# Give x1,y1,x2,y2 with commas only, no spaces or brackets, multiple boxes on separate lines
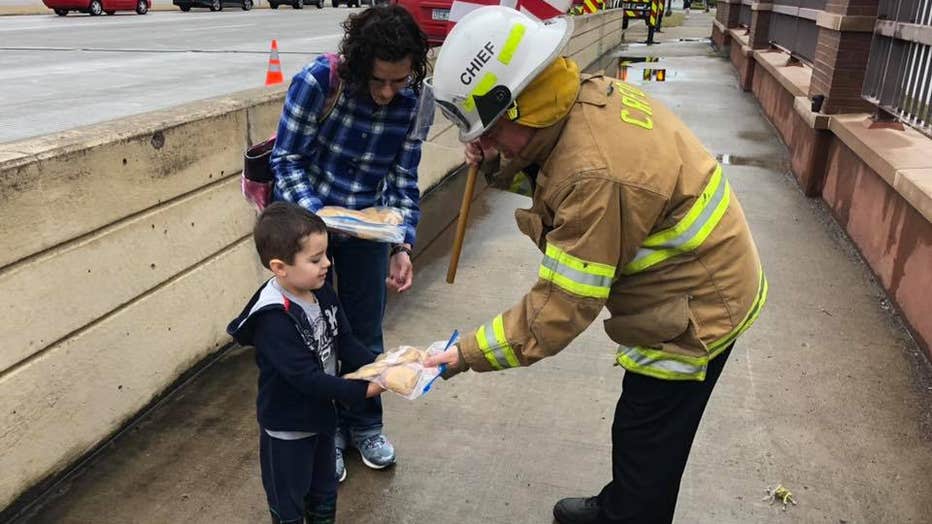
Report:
254,202,328,268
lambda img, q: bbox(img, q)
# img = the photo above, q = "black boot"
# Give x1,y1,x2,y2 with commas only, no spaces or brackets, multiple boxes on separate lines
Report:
553,496,602,524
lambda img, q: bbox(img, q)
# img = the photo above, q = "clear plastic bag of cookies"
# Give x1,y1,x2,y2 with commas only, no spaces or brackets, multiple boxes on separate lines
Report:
316,206,406,243
344,337,454,400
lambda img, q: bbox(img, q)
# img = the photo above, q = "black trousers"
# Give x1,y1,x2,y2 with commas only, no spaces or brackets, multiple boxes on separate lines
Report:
597,346,733,523
259,432,338,524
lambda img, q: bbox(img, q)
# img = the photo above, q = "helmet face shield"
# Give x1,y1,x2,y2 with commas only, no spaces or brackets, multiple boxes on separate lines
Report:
425,76,477,139
412,81,437,141
436,98,470,135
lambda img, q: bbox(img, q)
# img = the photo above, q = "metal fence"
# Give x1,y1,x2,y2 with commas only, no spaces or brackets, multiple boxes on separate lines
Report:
766,0,824,63
739,0,752,27
862,0,932,136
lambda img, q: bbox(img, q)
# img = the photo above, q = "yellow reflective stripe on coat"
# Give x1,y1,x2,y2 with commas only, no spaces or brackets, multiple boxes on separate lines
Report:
616,345,710,381
622,165,730,275
475,314,520,370
615,268,768,381
708,269,768,356
539,243,616,299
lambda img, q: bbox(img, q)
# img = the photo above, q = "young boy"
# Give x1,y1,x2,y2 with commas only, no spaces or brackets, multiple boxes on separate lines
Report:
227,202,383,523
270,6,431,479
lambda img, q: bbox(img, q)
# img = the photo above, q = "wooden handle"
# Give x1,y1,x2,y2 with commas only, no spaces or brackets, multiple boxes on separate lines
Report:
446,164,480,284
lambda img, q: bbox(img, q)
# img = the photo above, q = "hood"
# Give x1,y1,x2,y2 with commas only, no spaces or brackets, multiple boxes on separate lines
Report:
227,279,289,347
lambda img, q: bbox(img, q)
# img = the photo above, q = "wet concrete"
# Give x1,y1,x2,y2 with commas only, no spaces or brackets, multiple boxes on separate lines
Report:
13,9,932,524
715,153,789,171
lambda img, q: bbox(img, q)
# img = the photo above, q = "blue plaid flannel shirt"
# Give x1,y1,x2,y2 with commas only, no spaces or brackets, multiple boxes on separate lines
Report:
270,55,422,245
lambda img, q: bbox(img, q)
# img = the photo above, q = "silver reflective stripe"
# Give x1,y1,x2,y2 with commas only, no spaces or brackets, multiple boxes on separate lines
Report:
618,345,705,376
481,320,511,369
628,174,729,268
541,255,614,289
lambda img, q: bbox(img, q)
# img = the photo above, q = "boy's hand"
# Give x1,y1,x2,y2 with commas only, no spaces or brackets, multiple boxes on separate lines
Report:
366,382,385,398
387,246,414,293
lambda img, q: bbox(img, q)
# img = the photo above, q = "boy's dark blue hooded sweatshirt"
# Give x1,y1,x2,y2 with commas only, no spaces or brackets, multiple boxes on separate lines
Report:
227,279,375,434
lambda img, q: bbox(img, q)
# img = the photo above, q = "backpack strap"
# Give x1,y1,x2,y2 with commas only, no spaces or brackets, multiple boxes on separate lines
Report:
243,55,343,197
319,52,344,124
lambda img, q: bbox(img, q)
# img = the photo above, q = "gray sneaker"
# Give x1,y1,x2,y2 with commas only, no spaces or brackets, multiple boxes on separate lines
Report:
354,434,396,470
335,447,347,483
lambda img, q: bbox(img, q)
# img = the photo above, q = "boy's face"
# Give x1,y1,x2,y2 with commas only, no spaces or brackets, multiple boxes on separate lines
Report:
369,56,413,106
274,232,331,292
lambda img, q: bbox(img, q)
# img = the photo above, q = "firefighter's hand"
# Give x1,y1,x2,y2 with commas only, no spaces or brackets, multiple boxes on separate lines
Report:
425,345,468,380
464,141,485,167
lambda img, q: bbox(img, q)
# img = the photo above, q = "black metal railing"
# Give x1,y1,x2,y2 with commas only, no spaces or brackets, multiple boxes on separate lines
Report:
863,0,932,136
766,0,824,63
739,0,752,27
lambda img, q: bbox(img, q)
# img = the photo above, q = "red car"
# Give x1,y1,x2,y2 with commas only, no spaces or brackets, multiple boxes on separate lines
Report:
394,0,454,46
44,0,151,16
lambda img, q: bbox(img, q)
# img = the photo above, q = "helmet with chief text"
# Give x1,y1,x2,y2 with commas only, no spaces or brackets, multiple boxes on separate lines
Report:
427,6,574,142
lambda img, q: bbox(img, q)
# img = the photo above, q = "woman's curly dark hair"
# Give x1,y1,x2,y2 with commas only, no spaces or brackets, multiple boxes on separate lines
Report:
338,5,430,95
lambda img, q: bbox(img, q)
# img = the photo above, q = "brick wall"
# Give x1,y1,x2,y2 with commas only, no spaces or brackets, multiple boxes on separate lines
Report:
716,0,741,28
749,9,773,49
825,0,878,16
810,28,875,114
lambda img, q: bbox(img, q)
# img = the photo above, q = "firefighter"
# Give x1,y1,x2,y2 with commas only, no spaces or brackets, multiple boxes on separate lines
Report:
424,6,767,523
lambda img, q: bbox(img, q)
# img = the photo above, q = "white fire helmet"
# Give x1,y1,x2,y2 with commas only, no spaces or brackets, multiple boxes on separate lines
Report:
427,6,573,143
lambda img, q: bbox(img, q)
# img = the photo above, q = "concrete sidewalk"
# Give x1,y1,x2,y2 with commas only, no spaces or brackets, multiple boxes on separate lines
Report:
14,11,932,524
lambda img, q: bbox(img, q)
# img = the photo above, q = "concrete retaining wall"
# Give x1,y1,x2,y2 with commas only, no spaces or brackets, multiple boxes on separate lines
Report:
565,10,624,66
822,139,932,353
0,11,623,514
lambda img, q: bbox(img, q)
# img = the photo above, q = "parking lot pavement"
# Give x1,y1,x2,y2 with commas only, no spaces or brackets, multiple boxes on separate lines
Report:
0,8,357,143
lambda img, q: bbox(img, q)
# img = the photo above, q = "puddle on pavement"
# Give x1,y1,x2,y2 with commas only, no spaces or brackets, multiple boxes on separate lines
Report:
716,153,788,171
616,56,677,83
737,130,776,141
620,67,674,82
618,56,661,65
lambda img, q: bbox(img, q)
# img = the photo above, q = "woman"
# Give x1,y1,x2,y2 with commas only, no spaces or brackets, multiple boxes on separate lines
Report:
269,5,430,483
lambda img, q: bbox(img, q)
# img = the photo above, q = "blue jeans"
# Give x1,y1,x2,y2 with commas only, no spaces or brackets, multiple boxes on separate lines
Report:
326,235,388,443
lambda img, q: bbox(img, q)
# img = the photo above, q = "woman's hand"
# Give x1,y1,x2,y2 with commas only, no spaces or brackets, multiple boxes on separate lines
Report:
387,245,414,293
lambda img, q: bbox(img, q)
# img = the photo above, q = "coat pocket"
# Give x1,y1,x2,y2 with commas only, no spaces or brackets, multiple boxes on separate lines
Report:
603,295,708,354
514,209,547,252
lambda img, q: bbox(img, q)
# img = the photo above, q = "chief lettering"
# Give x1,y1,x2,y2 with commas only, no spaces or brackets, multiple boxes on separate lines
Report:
460,42,496,86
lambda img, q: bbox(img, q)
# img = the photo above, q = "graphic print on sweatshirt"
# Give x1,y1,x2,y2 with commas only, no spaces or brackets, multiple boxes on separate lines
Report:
311,304,339,376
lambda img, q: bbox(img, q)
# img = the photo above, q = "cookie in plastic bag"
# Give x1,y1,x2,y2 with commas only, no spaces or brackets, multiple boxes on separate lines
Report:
344,341,448,400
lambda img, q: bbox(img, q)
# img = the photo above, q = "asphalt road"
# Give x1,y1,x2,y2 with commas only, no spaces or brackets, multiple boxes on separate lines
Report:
0,7,362,143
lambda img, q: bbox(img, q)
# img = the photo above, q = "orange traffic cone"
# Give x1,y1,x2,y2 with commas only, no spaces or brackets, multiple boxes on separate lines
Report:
265,40,284,86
